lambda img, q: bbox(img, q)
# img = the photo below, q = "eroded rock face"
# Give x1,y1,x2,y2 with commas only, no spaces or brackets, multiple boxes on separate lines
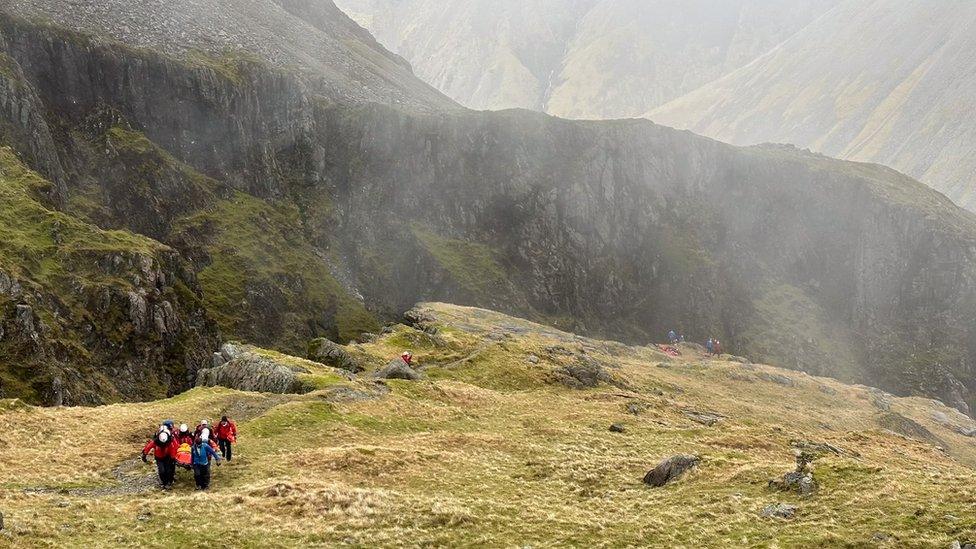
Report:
197,343,351,394
308,338,361,373
643,455,700,487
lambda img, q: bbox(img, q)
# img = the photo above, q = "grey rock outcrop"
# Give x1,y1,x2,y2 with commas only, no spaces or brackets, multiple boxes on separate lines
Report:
683,410,723,427
373,358,421,381
308,338,361,373
197,344,350,394
761,503,797,519
769,450,820,497
643,455,700,487
554,355,615,389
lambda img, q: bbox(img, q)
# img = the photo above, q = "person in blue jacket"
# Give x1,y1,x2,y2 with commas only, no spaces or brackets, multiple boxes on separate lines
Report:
191,436,222,490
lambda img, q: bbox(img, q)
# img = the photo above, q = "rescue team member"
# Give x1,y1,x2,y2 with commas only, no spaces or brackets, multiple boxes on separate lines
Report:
142,430,178,488
214,416,238,461
191,434,222,490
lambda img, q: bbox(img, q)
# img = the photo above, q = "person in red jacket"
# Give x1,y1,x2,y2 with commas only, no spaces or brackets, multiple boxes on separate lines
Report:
214,416,238,461
142,430,178,488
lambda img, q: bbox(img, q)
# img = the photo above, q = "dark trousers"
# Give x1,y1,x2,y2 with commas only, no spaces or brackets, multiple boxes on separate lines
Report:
219,439,233,461
156,457,176,487
193,463,212,490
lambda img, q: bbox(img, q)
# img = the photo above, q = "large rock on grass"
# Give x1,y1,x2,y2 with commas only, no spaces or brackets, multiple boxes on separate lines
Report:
643,455,700,487
197,343,351,394
374,358,421,381
308,338,361,373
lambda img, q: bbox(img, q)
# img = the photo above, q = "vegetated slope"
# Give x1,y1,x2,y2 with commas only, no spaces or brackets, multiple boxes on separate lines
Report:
333,0,840,118
1,303,974,547
0,148,217,404
3,5,976,415
650,0,976,211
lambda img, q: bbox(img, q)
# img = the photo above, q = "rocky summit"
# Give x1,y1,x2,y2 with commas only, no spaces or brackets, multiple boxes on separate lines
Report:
1,303,975,546
1,0,976,417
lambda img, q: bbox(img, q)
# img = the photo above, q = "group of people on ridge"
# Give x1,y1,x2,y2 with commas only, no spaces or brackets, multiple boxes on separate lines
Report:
141,416,237,490
667,330,723,356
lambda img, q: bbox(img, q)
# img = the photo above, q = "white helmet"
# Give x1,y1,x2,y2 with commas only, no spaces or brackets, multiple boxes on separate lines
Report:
200,419,209,426
158,432,169,443
201,428,210,441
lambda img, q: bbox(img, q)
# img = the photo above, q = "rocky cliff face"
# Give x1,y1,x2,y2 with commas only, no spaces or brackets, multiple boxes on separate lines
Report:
0,148,217,405
1,3,976,415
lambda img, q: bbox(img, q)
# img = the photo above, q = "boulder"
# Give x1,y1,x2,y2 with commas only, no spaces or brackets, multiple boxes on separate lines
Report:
818,384,838,396
555,355,614,389
643,455,700,487
769,470,818,497
683,410,723,427
626,402,647,415
308,338,361,373
374,358,421,381
867,388,893,411
609,423,626,433
769,450,820,497
761,503,797,519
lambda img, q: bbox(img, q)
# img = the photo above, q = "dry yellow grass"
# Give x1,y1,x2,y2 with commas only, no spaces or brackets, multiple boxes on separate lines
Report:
1,303,974,547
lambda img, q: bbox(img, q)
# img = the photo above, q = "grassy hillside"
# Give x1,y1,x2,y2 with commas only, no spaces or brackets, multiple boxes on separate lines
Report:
2,303,974,547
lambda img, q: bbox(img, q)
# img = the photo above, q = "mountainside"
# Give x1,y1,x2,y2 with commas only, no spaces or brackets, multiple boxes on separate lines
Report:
0,0,455,112
0,147,217,404
2,303,975,546
650,0,976,211
334,0,840,118
2,0,976,419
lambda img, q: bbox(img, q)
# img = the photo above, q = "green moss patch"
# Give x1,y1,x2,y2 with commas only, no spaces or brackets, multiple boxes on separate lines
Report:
172,191,378,350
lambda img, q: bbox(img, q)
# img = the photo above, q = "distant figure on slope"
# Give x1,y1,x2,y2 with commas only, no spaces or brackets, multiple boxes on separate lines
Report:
714,340,723,356
214,415,238,462
191,435,222,490
679,334,685,344
401,351,413,366
142,430,178,489
668,330,678,345
706,338,714,355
